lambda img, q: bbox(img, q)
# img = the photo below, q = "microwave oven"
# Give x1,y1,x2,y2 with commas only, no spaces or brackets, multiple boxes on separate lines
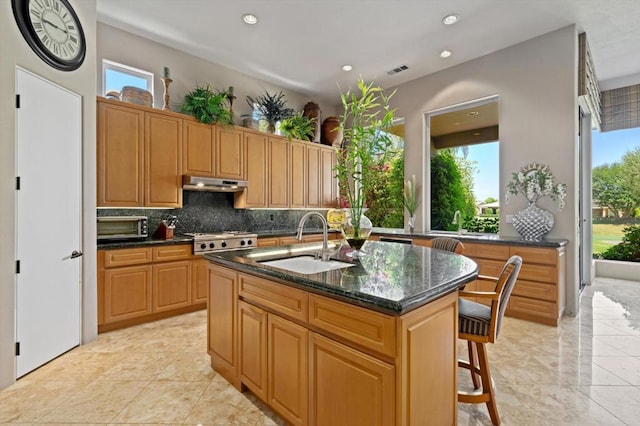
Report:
97,216,148,240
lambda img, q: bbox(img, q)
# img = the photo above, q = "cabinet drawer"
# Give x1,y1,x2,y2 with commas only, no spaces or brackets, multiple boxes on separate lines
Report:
309,294,396,358
508,295,557,320
475,259,506,278
463,242,509,260
519,263,557,284
152,244,192,261
513,279,556,302
258,237,279,248
239,274,308,323
103,247,152,267
510,246,557,266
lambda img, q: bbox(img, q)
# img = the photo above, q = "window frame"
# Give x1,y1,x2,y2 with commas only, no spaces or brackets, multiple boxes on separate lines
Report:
424,94,500,233
102,59,154,96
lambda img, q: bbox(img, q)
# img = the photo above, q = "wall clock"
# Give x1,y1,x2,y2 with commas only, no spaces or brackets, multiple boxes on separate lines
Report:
12,0,86,72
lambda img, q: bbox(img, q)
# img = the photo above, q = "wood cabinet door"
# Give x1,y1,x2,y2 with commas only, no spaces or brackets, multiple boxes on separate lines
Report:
268,137,290,208
183,120,215,176
208,265,240,388
239,301,268,401
216,126,244,179
268,314,308,426
290,142,306,208
306,145,321,208
103,265,152,323
145,112,183,207
258,237,279,247
320,147,337,208
97,100,144,207
191,257,209,304
152,260,191,313
309,332,394,426
243,131,268,207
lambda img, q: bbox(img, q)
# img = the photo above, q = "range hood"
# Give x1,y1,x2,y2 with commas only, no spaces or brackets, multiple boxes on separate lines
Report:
182,175,248,192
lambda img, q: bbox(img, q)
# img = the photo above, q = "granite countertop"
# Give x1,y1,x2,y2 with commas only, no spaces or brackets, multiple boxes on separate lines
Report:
204,240,478,315
373,227,569,248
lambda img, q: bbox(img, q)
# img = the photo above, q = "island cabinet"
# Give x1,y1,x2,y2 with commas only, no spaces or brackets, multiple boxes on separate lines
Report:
207,264,459,425
98,244,206,332
97,98,182,208
417,238,566,326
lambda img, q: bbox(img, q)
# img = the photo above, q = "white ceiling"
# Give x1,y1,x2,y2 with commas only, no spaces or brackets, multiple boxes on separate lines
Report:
96,0,640,102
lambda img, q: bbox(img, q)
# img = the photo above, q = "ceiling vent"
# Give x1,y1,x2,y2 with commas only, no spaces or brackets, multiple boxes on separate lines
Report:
387,65,409,75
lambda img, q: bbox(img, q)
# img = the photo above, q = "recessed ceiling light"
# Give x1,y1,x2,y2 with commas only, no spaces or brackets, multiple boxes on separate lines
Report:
242,14,258,25
442,14,459,25
474,132,481,136
440,50,452,58
341,65,353,71
467,111,479,116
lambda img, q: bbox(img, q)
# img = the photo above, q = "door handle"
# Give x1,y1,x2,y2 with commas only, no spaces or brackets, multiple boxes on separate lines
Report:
70,250,83,259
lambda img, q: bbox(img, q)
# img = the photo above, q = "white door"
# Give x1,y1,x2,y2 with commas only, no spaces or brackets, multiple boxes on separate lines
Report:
15,68,82,378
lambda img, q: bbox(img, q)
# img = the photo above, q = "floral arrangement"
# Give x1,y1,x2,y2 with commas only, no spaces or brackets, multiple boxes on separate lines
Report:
506,163,567,210
403,174,420,217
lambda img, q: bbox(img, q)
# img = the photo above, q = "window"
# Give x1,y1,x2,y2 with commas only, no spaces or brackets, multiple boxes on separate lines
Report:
102,59,153,96
426,97,500,234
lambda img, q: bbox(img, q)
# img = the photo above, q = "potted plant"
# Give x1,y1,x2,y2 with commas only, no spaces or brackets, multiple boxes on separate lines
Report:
246,90,295,133
279,112,316,141
181,84,233,125
336,78,396,255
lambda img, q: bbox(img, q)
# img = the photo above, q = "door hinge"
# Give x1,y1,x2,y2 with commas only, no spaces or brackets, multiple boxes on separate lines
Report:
16,176,20,190
16,260,20,274
15,342,20,356
16,94,20,109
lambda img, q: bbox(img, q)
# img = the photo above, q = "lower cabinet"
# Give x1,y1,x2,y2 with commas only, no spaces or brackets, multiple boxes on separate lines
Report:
208,264,459,425
103,264,152,323
98,244,206,332
309,333,394,426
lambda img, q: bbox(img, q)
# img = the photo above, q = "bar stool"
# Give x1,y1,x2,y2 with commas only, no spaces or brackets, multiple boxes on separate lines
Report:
457,255,523,425
430,237,465,254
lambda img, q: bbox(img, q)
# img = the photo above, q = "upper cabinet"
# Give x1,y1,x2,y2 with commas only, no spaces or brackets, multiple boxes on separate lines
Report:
97,98,182,208
216,126,244,180
183,120,215,177
97,97,338,209
97,100,145,207
145,112,183,207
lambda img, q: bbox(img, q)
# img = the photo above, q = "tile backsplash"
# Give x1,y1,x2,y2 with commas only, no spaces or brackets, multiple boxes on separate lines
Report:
97,191,327,235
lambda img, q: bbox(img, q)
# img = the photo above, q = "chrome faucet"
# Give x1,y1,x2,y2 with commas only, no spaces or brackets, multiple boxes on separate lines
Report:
296,212,330,261
452,210,463,235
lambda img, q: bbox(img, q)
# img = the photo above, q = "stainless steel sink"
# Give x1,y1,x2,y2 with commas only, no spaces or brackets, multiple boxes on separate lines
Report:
259,255,354,274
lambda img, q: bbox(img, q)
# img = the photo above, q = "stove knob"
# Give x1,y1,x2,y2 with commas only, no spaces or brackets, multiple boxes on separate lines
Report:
247,239,253,246
209,243,215,249
240,240,246,246
200,243,207,250
221,242,227,248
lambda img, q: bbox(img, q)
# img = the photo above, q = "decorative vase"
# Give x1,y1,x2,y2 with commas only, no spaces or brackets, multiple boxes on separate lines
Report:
321,116,343,146
303,101,321,142
408,215,415,233
513,202,555,241
341,211,373,257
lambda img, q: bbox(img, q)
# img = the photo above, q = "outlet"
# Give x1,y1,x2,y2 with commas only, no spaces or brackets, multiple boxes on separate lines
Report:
269,214,274,221
506,214,514,224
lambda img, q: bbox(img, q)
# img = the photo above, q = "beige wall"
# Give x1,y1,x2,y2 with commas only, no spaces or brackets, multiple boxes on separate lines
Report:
0,0,98,389
97,23,338,121
389,26,579,315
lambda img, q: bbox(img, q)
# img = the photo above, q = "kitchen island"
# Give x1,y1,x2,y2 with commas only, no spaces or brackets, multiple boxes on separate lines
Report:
204,240,478,425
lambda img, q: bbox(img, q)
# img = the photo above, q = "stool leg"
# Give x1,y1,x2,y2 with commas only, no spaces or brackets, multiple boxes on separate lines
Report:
467,340,480,390
475,342,500,425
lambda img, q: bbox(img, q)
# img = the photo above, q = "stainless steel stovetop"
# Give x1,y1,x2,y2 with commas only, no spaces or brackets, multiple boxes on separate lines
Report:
184,231,257,254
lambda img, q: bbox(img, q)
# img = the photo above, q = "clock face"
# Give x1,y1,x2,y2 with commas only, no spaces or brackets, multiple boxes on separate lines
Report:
12,0,86,71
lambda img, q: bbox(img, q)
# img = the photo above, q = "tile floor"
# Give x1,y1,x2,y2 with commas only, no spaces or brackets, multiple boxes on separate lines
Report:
1,277,639,425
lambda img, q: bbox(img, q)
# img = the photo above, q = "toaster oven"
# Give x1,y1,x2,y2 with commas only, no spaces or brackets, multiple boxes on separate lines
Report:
97,216,148,240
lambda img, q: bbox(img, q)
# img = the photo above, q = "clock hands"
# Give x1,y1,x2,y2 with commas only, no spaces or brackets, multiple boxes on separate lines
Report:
42,18,68,35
